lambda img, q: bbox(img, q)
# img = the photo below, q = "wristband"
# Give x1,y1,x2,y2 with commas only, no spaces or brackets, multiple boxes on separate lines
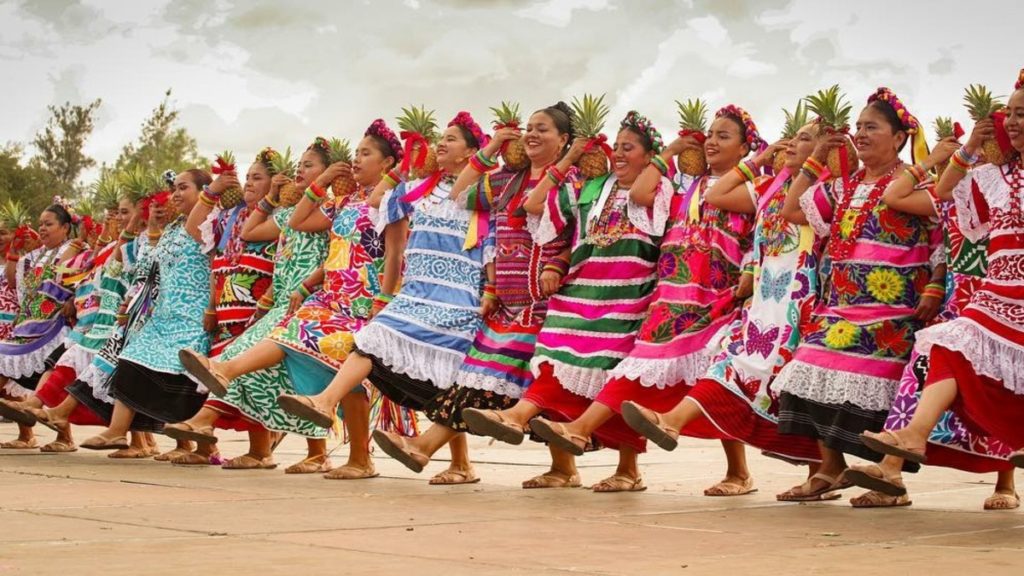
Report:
903,164,928,184
650,155,669,177
801,158,824,181
119,230,137,241
735,160,758,183
542,258,570,277
204,309,217,317
309,182,326,199
297,284,311,299
546,166,567,187
469,150,499,173
257,198,276,214
6,254,20,263
383,169,401,187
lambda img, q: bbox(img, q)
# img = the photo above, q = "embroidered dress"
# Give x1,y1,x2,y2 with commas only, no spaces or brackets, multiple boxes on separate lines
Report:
0,272,18,341
207,207,330,437
110,219,211,424
522,173,671,449
773,171,936,464
0,241,78,394
684,173,822,462
205,205,275,356
909,162,1024,449
424,169,570,430
348,176,489,409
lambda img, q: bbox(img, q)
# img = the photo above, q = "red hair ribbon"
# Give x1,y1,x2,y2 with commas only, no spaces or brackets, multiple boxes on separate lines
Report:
400,170,443,203
678,129,707,144
400,131,430,174
582,133,614,161
991,110,1014,156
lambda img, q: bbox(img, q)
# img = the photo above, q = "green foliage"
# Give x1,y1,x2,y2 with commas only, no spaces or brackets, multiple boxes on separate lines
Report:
114,89,208,174
30,98,102,196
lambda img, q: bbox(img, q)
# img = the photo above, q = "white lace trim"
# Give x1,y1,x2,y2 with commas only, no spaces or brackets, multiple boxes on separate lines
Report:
527,210,560,246
78,362,114,404
625,176,674,237
914,317,1024,395
799,184,830,237
54,343,94,374
530,357,609,400
771,359,899,412
454,370,525,399
951,165,1011,243
483,243,497,266
354,322,464,390
607,348,715,389
0,326,69,379
198,206,222,254
2,380,32,398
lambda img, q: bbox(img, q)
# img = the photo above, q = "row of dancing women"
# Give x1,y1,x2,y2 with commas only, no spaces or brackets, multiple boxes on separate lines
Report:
1,69,1022,510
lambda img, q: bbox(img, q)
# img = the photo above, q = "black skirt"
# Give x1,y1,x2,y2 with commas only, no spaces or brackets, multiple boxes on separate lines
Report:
357,348,440,412
10,344,65,391
422,385,517,432
66,377,164,432
778,392,919,473
110,360,207,424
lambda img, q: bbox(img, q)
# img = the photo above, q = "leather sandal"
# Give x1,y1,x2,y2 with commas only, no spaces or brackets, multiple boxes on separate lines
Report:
372,429,430,473
776,472,849,501
1009,450,1024,469
276,394,334,429
285,456,333,475
983,491,1020,511
843,463,907,497
0,400,37,427
179,349,230,397
171,451,220,466
522,471,582,489
39,440,77,453
850,490,912,508
529,418,588,457
591,474,647,493
324,463,379,480
163,421,218,444
620,401,680,452
221,454,277,470
860,430,927,464
154,447,191,462
1,438,39,449
705,476,758,497
461,408,527,445
80,434,129,450
429,467,480,485
108,447,153,459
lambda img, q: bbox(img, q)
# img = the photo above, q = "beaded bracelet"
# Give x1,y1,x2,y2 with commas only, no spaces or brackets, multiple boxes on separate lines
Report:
69,239,86,252
469,150,499,173
801,158,824,181
308,182,326,199
546,166,567,187
903,164,928,184
383,169,401,188
541,258,570,277
304,187,325,204
119,230,137,241
256,297,273,312
948,147,976,174
650,155,669,177
735,160,759,183
256,198,276,215
297,284,311,299
204,309,217,317
481,283,498,301
372,292,394,309
6,254,20,263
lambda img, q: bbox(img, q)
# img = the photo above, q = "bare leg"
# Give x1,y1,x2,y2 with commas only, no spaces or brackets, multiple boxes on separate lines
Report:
702,440,754,495
495,400,542,428
247,427,273,459
407,424,459,458
15,423,34,443
554,402,615,450
339,390,370,468
883,378,958,453
523,445,579,488
103,400,136,438
447,432,471,470
293,353,374,416
217,340,286,381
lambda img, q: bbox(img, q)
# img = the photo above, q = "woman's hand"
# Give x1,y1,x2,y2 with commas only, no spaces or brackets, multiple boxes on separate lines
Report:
287,290,305,315
923,137,961,171
209,171,239,195
754,139,788,168
734,273,754,300
269,174,291,201
316,162,353,190
963,118,995,158
914,294,943,322
810,133,848,164
483,127,523,157
61,299,76,323
539,270,562,297
480,295,499,318
564,137,590,165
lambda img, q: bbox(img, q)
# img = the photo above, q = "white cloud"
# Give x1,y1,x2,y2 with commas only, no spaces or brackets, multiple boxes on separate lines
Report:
516,0,611,27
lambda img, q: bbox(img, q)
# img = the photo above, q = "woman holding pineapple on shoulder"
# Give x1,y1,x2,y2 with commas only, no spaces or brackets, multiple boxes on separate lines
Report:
622,115,828,496
854,71,1024,505
371,102,575,484
768,87,945,500
274,111,494,478
177,127,400,475
465,109,674,490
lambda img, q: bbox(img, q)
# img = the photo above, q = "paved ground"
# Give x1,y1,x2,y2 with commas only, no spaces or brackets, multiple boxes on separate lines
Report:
1,423,1021,575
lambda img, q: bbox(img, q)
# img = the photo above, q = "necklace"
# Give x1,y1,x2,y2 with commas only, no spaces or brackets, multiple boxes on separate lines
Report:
828,163,901,261
16,242,65,323
1000,158,1023,241
587,182,631,248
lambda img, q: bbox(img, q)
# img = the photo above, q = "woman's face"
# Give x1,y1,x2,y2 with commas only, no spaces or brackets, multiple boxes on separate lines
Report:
295,149,326,191
524,112,568,165
435,126,475,172
172,173,200,215
612,129,655,186
1005,89,1024,154
116,198,136,228
244,162,271,204
353,136,393,187
705,117,749,173
784,125,820,171
37,210,69,248
853,105,906,168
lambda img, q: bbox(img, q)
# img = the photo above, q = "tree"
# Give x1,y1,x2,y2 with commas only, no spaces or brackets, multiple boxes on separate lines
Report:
31,99,102,196
0,143,63,217
115,89,207,174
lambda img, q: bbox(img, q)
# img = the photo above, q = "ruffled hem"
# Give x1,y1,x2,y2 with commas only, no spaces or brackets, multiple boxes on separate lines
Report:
607,348,715,389
2,380,33,397
527,210,560,247
454,370,525,399
0,327,69,379
530,357,609,400
198,207,222,254
354,323,465,390
771,359,899,412
625,176,674,237
915,318,1024,395
54,344,94,374
78,362,115,404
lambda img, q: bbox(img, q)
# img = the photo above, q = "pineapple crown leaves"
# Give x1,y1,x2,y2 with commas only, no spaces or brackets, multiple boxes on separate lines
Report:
780,101,811,139
675,98,710,132
570,93,611,139
867,87,921,134
962,84,1006,120
804,85,853,131
213,150,236,174
489,101,522,129
327,137,353,163
0,198,32,229
267,146,295,178
933,116,956,139
620,111,665,153
119,166,162,203
396,105,440,143
91,170,125,209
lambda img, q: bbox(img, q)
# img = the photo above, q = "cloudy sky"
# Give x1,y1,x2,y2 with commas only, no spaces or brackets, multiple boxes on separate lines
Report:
2,0,1021,179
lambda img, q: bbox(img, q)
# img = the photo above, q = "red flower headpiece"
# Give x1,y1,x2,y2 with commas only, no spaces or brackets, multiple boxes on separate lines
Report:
448,111,491,149
867,87,921,134
365,119,404,162
715,105,764,149
1016,68,1024,91
620,111,665,153
308,136,330,156
255,147,279,172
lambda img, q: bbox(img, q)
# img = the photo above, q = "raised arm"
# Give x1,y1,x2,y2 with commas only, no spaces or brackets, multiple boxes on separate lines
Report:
707,141,785,214
631,135,693,208
781,134,844,225
289,164,347,233
935,119,994,202
523,137,586,215
451,128,521,201
186,171,238,244
882,138,959,216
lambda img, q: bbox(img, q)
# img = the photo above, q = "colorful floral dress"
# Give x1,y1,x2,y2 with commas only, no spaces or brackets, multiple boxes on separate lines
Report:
111,219,211,424
0,273,18,341
773,171,937,464
204,205,276,356
687,173,823,461
908,162,1024,449
209,207,329,437
424,169,570,430
347,176,489,409
0,241,79,394
522,173,671,449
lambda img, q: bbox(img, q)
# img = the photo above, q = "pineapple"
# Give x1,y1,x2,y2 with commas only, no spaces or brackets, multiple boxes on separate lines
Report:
804,85,858,179
270,147,301,207
215,151,244,209
396,105,440,180
570,93,611,179
963,84,1008,165
120,167,159,204
674,98,709,176
933,116,957,178
490,101,529,171
92,170,124,239
773,101,810,174
0,199,32,229
327,138,357,198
